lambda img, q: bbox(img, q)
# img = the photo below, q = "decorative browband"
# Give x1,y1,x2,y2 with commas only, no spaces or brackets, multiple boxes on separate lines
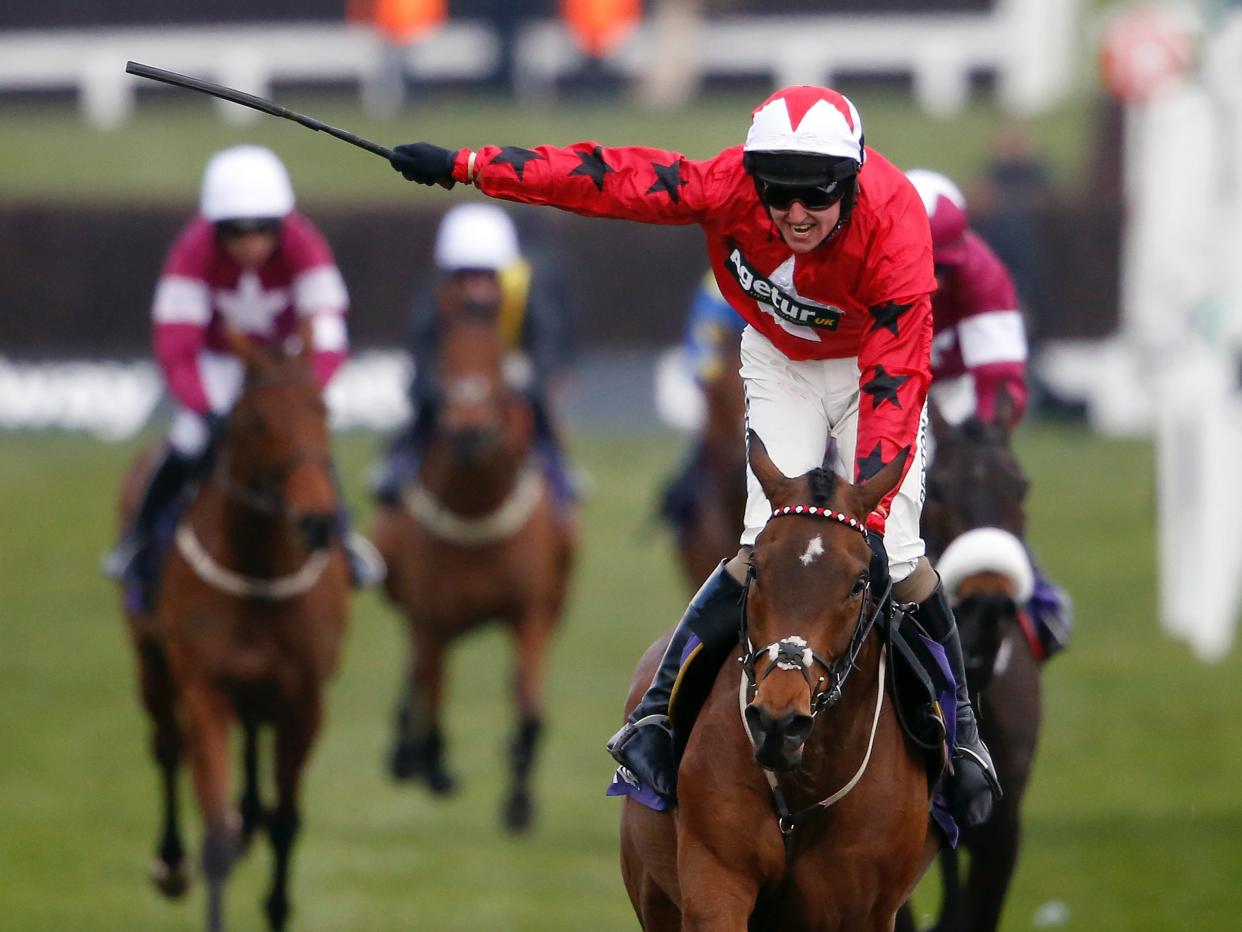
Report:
769,505,867,537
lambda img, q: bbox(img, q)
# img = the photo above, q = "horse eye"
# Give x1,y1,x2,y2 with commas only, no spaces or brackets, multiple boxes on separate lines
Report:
850,576,867,598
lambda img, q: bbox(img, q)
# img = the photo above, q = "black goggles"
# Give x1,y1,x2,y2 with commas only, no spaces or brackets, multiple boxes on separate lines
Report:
758,179,846,211
216,218,282,237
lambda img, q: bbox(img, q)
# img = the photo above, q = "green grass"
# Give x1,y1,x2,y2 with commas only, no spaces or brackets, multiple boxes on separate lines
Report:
0,86,1097,208
1,424,1240,931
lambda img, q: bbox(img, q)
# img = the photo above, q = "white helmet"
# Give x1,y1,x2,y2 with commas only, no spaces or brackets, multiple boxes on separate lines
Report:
906,168,969,264
434,203,520,272
199,145,295,222
744,86,864,165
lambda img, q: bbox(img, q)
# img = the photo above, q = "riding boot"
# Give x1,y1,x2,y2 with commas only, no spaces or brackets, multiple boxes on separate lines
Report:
530,397,579,511
605,561,744,802
912,582,1002,828
1027,562,1073,661
101,448,196,580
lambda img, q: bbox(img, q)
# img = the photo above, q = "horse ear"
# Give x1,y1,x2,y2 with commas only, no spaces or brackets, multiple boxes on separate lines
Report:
856,446,910,517
747,429,789,504
223,326,265,369
992,382,1016,440
928,398,952,444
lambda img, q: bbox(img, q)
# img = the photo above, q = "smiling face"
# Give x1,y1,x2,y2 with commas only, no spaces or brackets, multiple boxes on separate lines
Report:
767,199,843,253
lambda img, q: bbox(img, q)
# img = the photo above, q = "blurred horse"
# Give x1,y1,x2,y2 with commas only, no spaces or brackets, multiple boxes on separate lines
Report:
897,393,1040,932
373,275,575,832
116,325,350,932
620,432,936,930
664,336,747,590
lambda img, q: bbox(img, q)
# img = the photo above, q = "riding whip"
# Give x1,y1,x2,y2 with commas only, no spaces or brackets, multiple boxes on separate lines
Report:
124,61,394,160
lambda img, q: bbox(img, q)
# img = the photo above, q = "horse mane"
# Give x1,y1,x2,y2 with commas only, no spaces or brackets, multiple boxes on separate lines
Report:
806,467,838,507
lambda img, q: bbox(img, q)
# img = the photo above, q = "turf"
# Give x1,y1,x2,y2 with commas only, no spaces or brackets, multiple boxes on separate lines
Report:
0,87,1095,207
1,424,1239,930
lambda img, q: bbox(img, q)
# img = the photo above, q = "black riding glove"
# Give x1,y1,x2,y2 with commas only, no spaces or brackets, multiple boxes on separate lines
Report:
866,529,891,601
389,142,457,187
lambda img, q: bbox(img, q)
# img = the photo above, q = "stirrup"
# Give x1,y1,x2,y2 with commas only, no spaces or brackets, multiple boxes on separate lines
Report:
101,537,141,581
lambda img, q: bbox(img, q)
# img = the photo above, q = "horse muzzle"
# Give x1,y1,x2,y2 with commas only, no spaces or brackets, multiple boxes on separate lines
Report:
449,426,503,465
296,512,339,551
744,702,814,771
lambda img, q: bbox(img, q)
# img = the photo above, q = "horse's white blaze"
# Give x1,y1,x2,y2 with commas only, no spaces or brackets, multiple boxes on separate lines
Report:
799,535,825,566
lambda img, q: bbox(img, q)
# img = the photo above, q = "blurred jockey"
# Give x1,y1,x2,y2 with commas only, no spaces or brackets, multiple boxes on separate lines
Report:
370,202,576,515
387,84,1001,827
657,272,745,531
907,168,1071,660
102,145,384,591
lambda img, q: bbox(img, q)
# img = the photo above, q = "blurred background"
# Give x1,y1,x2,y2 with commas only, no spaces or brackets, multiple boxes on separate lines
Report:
2,0,1241,929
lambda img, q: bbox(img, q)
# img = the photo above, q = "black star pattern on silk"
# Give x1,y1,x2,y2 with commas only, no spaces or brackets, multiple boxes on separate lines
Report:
569,146,615,192
861,365,909,410
867,300,914,336
491,146,543,181
646,159,687,203
857,443,890,481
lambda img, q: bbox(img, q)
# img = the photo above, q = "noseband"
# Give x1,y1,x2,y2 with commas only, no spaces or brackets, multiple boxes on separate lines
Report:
214,446,334,519
739,506,890,716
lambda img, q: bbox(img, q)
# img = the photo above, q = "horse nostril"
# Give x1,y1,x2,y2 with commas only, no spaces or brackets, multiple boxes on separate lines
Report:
298,513,337,551
784,713,813,746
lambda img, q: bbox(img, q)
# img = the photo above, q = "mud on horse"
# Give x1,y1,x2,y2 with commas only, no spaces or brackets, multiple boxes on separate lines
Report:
619,432,937,931
896,393,1042,932
372,274,575,832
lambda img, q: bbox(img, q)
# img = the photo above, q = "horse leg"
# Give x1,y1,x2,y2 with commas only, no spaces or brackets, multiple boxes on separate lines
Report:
238,717,265,851
185,687,240,932
138,639,191,898
962,809,1022,932
501,613,550,833
678,852,758,932
263,702,319,932
389,628,456,793
931,846,964,932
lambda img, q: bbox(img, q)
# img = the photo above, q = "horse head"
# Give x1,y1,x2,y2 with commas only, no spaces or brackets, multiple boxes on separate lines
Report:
741,430,907,771
432,274,532,469
923,387,1033,691
220,322,338,551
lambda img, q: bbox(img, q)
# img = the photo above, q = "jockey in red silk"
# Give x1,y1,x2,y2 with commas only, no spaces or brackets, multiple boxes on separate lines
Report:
389,86,1001,828
910,168,1071,660
104,145,383,593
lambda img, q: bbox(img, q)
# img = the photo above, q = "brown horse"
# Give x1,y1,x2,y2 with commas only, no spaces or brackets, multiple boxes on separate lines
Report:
896,396,1040,932
621,432,937,930
668,336,748,589
373,277,575,832
116,326,350,931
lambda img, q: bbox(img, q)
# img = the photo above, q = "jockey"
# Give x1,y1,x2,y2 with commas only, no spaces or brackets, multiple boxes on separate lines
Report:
387,85,1001,827
103,144,384,591
369,202,576,513
907,168,1072,659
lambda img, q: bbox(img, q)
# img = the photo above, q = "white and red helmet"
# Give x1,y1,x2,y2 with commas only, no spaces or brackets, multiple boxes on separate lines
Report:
906,168,969,265
743,85,865,188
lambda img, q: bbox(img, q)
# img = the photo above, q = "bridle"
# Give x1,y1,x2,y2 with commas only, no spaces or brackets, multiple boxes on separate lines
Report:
739,506,891,717
737,504,894,857
213,446,334,520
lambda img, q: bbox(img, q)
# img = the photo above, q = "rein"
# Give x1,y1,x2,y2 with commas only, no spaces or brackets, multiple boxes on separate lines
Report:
738,503,893,860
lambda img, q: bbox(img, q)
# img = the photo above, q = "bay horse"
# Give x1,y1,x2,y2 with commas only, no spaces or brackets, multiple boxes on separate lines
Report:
620,431,937,930
666,336,747,590
896,394,1039,932
372,274,575,832
116,325,350,931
